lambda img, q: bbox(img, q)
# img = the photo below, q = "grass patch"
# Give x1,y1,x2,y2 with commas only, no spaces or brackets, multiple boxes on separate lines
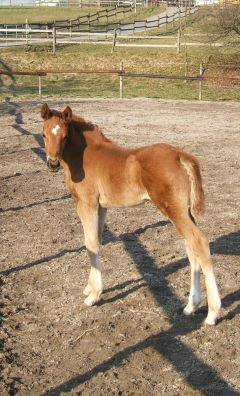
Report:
0,6,102,24
0,5,164,25
1,73,202,101
7,74,119,99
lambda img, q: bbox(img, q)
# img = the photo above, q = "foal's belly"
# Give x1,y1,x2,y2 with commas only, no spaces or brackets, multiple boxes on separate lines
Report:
99,189,150,209
97,156,150,208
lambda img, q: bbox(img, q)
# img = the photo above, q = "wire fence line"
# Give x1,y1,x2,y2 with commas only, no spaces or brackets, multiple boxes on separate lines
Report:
0,67,203,100
1,63,239,101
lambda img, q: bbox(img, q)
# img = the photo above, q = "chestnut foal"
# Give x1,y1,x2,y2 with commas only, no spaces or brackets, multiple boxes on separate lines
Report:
41,103,221,325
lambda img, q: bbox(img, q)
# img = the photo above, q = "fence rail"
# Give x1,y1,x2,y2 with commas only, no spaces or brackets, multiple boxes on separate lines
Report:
1,28,225,54
1,65,239,101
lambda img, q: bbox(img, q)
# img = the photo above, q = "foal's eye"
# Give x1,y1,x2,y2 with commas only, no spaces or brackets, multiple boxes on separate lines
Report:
43,133,46,139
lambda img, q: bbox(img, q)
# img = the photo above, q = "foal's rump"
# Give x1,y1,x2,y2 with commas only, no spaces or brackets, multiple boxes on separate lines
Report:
135,143,204,218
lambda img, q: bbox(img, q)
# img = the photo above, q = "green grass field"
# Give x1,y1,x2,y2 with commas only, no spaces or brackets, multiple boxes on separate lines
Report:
0,5,163,24
0,6,104,24
0,6,239,101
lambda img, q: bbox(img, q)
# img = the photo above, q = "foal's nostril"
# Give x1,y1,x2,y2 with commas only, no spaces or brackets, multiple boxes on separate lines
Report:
47,159,60,172
50,158,59,166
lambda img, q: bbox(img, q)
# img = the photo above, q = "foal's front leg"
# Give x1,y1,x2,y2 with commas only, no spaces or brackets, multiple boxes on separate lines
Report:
83,206,107,299
77,202,103,306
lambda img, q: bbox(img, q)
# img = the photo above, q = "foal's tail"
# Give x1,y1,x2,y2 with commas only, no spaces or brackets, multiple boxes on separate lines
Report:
180,153,205,217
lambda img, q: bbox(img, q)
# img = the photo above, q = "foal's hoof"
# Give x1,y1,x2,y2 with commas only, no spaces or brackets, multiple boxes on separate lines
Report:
183,304,195,316
84,293,101,307
83,285,92,296
205,313,217,326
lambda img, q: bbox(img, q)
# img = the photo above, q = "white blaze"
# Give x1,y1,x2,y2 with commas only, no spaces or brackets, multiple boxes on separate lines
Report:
51,125,60,135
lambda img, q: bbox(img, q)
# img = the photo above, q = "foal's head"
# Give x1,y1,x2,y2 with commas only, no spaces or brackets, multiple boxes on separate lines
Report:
41,103,72,172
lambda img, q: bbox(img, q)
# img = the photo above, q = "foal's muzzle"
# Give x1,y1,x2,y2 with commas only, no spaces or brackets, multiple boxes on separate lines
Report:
47,158,60,172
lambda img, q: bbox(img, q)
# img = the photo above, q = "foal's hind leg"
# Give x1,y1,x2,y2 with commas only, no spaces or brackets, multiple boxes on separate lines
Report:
77,202,103,306
183,238,201,315
98,206,107,245
171,211,221,325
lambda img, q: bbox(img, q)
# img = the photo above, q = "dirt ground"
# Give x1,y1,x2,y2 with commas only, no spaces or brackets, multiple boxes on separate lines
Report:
0,98,239,396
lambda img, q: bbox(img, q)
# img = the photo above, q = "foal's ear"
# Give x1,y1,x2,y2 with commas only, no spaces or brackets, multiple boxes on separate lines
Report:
41,103,52,120
62,106,72,122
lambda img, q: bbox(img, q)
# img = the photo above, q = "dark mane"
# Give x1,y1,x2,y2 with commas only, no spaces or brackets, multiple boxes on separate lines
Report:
70,114,112,143
71,114,95,132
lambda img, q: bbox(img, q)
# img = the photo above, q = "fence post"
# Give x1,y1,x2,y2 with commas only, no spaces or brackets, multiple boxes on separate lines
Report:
112,29,117,52
52,25,56,54
25,18,29,46
69,20,72,39
119,61,124,99
38,75,42,99
184,32,188,82
177,28,181,53
172,11,175,27
118,22,121,35
199,62,203,101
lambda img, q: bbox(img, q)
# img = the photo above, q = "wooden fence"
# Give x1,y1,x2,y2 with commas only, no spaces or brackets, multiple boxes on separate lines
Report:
0,4,133,31
0,6,199,52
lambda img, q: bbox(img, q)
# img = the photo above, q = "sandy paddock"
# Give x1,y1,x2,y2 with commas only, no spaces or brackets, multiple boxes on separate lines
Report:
0,98,239,395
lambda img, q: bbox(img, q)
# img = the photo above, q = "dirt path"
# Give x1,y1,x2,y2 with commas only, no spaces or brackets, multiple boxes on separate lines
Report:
0,98,239,395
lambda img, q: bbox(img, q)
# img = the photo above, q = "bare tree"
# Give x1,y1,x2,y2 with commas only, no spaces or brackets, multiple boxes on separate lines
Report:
0,59,15,95
206,4,240,40
215,4,240,37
